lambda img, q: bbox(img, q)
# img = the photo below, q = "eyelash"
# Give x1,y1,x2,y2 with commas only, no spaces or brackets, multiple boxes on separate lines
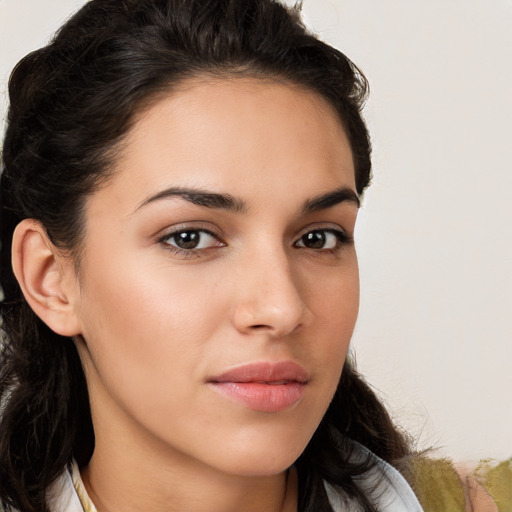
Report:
293,228,352,252
158,228,225,258
158,226,352,258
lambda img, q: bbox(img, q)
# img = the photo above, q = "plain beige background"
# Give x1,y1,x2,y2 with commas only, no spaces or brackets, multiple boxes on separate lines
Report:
1,0,511,462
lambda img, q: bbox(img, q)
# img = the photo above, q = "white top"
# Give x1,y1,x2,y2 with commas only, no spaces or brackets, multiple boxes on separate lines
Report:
324,443,424,511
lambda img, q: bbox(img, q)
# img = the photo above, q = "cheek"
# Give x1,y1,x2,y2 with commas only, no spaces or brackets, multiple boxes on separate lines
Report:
80,245,224,332
75,270,227,453
308,258,359,374
309,256,359,331
75,254,226,400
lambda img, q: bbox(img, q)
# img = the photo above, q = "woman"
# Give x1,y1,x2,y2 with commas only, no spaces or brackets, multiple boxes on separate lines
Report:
0,1,424,511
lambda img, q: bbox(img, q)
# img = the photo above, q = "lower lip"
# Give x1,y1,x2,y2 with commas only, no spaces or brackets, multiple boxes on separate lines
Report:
209,382,306,413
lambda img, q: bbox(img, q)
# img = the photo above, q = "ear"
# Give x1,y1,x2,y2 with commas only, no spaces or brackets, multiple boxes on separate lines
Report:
11,219,81,337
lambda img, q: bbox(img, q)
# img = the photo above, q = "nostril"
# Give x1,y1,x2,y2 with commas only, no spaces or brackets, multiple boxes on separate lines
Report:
248,322,303,335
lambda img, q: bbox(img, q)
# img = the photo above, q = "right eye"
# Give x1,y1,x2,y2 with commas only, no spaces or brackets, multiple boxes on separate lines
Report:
294,228,351,252
160,229,224,252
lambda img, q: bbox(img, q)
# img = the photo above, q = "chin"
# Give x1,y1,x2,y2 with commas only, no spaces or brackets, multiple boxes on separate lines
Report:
204,430,311,478
220,455,300,478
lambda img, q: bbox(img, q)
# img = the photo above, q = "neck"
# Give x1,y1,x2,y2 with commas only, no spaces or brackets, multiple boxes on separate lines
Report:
80,415,297,512
81,452,297,512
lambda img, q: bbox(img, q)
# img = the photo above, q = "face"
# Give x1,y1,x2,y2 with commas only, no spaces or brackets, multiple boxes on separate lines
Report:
71,78,360,478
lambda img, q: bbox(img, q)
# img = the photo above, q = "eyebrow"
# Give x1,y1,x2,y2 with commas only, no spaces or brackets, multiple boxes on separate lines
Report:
135,186,247,214
301,187,360,213
134,185,359,214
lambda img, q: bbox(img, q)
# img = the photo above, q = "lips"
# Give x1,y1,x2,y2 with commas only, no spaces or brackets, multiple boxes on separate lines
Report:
208,361,309,413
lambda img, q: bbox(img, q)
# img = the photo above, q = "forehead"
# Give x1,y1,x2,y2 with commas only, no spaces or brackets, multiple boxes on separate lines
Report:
97,77,356,212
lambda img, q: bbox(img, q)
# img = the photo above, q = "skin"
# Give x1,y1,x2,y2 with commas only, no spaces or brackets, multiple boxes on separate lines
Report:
19,78,361,511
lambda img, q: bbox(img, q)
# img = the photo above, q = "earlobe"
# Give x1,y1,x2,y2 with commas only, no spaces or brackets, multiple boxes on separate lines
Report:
11,219,81,337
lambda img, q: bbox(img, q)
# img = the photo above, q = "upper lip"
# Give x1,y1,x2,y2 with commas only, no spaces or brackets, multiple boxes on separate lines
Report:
209,361,309,384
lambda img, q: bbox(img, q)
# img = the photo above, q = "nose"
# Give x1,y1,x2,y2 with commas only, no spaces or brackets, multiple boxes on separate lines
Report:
230,247,312,338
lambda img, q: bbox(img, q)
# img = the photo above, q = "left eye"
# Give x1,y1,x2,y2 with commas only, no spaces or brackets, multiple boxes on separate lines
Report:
294,229,347,250
161,229,221,250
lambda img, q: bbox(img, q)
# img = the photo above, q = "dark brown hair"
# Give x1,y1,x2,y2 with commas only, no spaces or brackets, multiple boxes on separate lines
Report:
0,1,409,511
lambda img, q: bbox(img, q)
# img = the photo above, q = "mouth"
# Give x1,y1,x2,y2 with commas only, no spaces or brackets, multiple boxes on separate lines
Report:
208,361,309,413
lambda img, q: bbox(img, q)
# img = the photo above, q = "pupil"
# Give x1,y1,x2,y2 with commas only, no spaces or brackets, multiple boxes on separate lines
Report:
175,231,200,249
304,231,325,249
